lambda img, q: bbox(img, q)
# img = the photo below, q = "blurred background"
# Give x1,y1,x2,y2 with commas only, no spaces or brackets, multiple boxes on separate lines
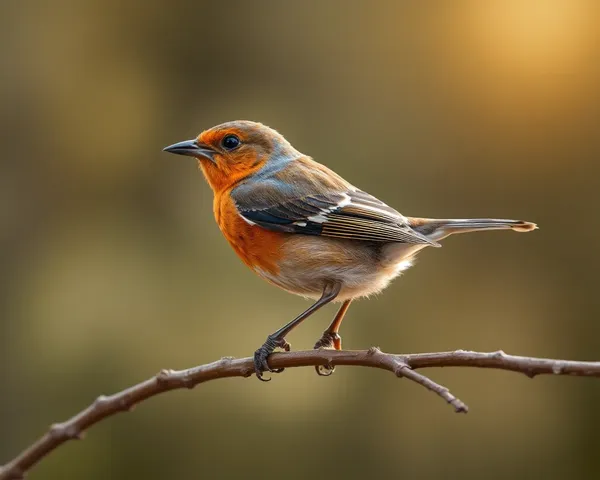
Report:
1,0,599,478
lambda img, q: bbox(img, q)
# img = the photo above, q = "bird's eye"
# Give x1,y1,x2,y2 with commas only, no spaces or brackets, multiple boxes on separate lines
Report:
221,134,241,151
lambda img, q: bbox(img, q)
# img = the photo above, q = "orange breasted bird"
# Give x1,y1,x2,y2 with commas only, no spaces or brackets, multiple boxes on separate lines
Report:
164,121,537,380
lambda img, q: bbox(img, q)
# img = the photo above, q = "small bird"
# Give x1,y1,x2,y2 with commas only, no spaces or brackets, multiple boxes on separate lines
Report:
164,121,537,380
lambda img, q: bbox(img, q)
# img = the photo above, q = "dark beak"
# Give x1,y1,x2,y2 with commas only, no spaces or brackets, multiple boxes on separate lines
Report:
163,139,215,162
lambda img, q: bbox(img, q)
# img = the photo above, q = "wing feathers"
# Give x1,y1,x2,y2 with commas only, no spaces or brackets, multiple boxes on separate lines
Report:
237,186,439,246
231,158,438,245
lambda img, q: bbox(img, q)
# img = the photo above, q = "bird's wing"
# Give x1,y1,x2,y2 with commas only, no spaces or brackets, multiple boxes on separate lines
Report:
231,159,440,246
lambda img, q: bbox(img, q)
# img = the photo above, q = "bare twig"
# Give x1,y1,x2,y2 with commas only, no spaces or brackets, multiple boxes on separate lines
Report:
1,348,599,479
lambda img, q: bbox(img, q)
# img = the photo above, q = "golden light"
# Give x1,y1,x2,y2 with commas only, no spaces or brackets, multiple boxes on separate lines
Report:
445,0,598,131
468,0,593,75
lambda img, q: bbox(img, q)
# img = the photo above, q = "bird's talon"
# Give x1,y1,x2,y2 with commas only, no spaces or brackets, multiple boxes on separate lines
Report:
313,332,342,351
253,335,290,380
313,332,340,376
315,364,336,376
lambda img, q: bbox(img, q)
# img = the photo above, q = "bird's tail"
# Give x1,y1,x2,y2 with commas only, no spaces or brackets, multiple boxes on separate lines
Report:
408,217,538,242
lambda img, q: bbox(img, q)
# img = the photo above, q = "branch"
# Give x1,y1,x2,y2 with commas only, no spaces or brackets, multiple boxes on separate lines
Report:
2,348,599,479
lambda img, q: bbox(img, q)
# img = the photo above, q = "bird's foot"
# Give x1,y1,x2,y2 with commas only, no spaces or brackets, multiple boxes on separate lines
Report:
314,331,342,350
313,331,342,376
253,334,291,381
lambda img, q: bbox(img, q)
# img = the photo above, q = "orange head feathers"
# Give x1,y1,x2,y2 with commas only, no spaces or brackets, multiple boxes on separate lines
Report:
163,120,300,192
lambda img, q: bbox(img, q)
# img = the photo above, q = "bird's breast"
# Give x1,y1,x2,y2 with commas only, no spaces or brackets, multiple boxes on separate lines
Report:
214,191,286,276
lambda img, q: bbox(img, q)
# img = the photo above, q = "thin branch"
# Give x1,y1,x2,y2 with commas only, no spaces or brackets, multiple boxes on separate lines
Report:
1,348,599,480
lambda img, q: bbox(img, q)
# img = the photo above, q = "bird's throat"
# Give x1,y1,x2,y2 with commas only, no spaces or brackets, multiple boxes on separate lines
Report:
198,157,266,195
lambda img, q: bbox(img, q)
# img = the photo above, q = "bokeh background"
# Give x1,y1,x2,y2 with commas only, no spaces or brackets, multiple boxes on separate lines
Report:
1,0,599,478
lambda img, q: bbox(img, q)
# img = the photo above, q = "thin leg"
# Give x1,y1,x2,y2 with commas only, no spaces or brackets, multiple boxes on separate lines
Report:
313,299,352,376
254,282,341,381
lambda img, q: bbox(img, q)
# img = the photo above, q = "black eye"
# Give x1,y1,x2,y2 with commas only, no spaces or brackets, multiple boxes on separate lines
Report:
221,134,240,150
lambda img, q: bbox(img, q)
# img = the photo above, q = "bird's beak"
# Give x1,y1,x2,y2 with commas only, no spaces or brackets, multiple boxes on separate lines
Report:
163,139,215,162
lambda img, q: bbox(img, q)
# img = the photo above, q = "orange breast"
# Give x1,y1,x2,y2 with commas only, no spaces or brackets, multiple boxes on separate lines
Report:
214,190,286,275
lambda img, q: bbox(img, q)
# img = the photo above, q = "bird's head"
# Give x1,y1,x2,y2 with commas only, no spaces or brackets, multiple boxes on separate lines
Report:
164,120,301,192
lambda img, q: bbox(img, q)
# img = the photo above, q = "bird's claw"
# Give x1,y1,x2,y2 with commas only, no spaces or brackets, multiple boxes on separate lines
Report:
313,332,341,376
315,364,336,376
313,331,342,350
253,335,291,381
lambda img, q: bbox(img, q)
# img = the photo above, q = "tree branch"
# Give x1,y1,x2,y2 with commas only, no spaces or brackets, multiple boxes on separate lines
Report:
2,348,599,479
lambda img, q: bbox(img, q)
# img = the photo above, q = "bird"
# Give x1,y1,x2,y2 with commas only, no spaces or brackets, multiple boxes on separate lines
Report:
164,120,537,380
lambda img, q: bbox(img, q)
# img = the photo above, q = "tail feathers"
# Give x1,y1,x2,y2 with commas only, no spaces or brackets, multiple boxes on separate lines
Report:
409,218,538,241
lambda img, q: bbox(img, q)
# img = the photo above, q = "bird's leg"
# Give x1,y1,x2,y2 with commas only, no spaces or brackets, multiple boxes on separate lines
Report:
313,299,352,376
254,282,341,381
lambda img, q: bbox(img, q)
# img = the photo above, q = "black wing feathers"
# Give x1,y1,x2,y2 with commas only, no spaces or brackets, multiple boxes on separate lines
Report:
236,185,439,246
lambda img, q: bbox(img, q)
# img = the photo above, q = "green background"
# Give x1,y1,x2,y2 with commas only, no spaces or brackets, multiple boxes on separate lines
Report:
1,1,599,478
